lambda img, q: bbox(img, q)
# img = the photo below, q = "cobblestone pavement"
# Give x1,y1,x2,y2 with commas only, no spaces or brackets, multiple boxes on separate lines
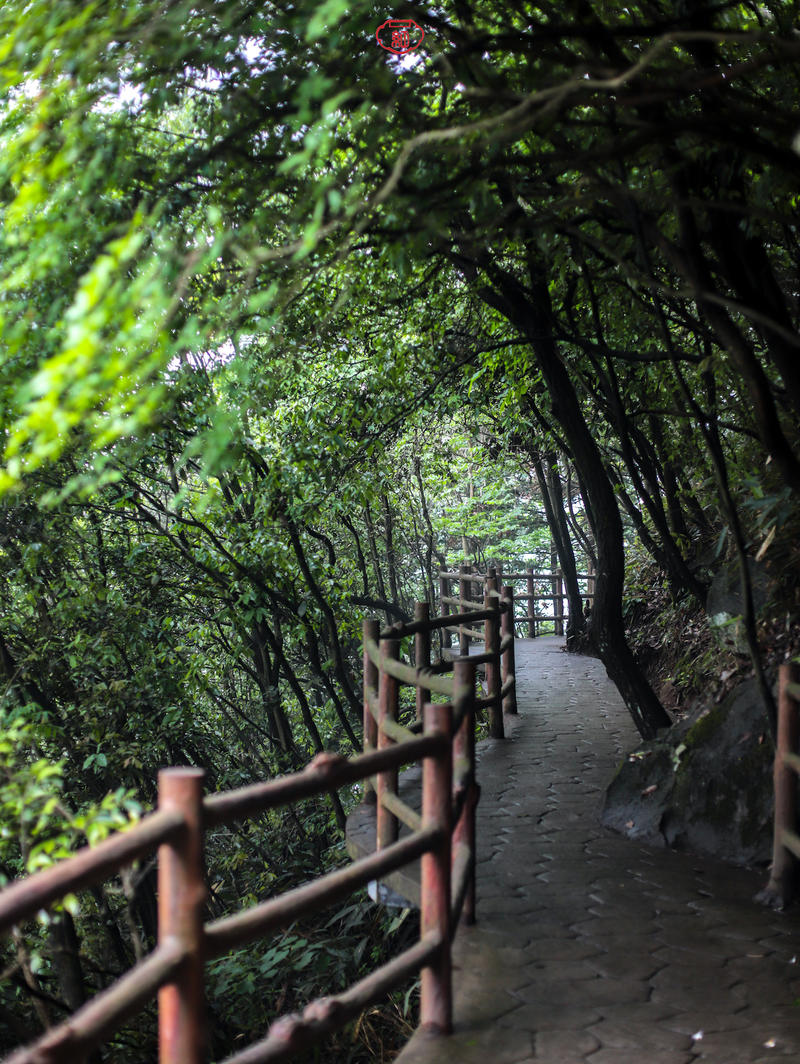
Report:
396,638,800,1064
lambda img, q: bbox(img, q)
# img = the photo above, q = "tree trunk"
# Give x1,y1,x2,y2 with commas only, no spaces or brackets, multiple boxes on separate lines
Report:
250,621,295,755
363,504,390,625
532,455,585,647
478,263,671,738
382,494,400,605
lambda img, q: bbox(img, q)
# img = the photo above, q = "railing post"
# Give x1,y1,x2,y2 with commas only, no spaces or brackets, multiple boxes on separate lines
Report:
158,768,206,1064
439,573,451,651
526,566,536,639
554,570,564,636
586,557,595,620
420,700,453,1033
765,663,800,903
363,618,379,803
484,574,503,739
415,602,432,724
501,584,517,715
377,639,400,850
453,659,477,925
458,564,471,658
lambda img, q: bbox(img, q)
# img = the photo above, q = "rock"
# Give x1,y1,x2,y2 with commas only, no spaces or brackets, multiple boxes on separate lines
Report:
600,679,774,866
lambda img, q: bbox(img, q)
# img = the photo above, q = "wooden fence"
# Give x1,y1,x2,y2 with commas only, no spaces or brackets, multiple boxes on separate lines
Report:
0,582,517,1064
421,567,517,739
439,564,595,639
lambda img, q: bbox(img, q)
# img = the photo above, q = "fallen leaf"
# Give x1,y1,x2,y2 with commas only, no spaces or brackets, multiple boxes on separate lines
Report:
756,525,776,561
625,819,634,829
764,1037,777,1048
641,784,657,797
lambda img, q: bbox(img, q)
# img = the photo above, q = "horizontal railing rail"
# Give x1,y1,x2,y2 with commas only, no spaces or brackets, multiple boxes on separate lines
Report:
0,809,186,937
1,597,498,1064
441,562,594,638
388,570,516,739
439,570,594,581
4,938,187,1064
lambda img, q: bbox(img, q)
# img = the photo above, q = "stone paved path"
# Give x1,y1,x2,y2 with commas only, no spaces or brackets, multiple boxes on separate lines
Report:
396,638,800,1064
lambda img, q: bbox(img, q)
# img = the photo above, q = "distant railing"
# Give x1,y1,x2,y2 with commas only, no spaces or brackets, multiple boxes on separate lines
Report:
759,663,800,908
0,592,518,1063
440,564,594,639
424,567,517,739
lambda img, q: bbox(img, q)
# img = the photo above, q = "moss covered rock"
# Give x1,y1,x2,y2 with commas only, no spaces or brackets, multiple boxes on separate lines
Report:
600,679,773,866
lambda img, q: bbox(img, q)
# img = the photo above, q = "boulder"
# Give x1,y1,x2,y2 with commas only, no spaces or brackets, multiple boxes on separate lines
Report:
600,679,774,866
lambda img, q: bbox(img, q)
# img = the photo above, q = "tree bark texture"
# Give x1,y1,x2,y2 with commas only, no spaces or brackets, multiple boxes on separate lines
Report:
478,262,671,738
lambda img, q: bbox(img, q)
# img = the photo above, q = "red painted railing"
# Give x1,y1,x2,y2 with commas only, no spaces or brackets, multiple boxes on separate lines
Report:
431,567,517,738
440,563,595,639
759,662,800,908
0,585,516,1063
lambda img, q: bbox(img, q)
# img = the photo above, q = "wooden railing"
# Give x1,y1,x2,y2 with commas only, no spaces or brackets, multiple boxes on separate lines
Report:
0,594,517,1063
440,564,595,639
426,567,516,739
759,663,800,908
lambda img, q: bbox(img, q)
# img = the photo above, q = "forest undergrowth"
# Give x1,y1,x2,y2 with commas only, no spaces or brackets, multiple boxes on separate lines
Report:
624,543,800,733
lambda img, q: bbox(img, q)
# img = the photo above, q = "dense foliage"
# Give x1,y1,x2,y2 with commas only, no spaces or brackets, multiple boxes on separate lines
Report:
1,0,799,1059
